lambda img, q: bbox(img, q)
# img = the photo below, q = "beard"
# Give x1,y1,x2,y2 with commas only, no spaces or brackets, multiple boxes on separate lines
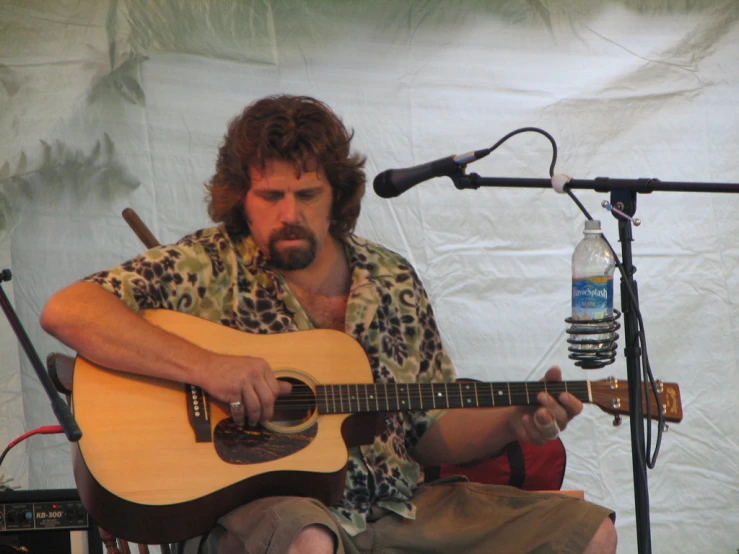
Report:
267,224,318,270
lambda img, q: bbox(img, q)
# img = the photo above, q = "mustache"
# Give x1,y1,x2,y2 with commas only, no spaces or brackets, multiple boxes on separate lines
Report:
271,224,313,241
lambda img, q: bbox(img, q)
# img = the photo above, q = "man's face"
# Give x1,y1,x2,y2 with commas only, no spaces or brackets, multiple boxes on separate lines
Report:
245,159,333,271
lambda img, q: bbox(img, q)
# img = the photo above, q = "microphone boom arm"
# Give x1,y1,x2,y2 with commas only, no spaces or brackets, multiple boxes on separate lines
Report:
452,173,739,194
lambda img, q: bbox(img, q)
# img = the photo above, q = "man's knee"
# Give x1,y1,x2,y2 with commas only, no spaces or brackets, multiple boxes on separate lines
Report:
288,524,336,554
583,516,617,554
208,496,341,554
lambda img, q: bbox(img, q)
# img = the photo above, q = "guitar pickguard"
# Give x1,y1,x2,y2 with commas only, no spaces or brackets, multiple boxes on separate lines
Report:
213,418,318,464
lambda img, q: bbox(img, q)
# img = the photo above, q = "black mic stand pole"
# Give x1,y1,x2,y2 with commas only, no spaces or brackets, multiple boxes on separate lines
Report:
450,170,739,554
0,269,82,442
608,187,650,553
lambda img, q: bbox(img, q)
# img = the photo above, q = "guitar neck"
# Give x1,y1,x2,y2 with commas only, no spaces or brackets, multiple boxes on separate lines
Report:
316,381,590,414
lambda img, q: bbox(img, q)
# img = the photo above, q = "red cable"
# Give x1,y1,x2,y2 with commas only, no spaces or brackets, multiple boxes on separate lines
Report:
0,425,64,469
7,425,64,448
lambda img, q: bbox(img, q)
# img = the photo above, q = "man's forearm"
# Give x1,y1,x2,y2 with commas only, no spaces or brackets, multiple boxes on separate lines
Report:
412,407,520,467
40,281,213,387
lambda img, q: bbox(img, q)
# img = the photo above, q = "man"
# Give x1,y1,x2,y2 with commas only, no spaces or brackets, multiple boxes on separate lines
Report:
40,94,616,553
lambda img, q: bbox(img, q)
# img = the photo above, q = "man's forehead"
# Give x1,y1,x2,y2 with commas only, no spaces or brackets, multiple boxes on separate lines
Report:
249,159,328,187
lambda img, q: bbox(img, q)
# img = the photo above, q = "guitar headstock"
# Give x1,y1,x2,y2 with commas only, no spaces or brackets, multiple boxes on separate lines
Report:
590,377,683,423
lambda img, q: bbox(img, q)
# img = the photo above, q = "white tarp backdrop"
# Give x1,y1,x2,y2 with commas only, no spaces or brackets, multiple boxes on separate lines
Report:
1,1,738,552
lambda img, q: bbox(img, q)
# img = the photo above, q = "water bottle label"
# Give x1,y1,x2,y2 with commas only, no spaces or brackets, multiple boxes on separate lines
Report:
572,276,613,320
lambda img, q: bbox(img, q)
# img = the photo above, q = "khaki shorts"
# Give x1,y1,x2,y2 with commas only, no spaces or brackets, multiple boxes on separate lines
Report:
180,480,614,554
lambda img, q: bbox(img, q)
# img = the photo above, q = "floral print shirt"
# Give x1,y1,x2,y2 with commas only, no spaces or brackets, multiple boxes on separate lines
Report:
83,225,455,535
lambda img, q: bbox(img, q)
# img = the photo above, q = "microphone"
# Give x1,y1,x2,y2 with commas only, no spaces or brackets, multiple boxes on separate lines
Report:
373,149,489,198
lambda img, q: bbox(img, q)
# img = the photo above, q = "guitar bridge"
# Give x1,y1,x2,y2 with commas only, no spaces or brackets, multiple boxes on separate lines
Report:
186,384,212,442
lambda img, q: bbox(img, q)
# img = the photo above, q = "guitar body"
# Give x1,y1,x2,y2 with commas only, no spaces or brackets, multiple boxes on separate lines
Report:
72,310,378,544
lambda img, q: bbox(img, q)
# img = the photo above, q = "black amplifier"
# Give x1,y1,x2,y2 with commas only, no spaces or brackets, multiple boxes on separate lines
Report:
0,489,101,554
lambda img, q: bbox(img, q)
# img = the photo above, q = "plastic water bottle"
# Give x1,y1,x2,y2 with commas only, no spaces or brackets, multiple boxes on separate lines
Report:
571,220,616,351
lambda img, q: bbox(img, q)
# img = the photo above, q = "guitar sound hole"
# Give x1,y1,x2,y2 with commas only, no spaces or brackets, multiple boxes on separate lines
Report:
213,377,319,465
270,377,316,429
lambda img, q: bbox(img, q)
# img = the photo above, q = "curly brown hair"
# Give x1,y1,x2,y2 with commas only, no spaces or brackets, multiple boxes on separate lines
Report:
206,95,366,237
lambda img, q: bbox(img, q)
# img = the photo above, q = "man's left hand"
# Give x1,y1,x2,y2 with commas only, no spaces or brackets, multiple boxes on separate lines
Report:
511,366,583,445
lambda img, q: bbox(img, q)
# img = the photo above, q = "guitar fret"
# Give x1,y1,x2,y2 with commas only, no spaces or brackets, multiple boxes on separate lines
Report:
406,384,411,410
318,386,326,415
507,383,512,406
491,383,510,406
477,382,491,408
417,383,423,410
461,382,474,408
447,383,457,409
524,382,530,404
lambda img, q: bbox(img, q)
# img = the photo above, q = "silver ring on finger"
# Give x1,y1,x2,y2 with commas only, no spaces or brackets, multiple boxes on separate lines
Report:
230,401,245,423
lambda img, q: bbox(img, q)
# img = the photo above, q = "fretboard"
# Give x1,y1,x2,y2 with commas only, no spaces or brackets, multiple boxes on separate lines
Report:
316,381,592,414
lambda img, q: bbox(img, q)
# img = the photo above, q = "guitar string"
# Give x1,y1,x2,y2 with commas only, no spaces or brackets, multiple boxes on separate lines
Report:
272,383,591,397
270,387,592,404
274,383,591,396
268,382,592,412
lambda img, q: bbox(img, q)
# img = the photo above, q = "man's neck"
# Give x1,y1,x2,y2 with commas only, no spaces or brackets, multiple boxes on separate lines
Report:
281,235,350,297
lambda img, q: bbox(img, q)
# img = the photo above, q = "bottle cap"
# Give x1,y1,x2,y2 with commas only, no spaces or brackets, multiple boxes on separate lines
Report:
584,220,601,232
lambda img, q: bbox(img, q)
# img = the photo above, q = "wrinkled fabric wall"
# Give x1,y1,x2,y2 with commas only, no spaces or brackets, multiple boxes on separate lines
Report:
1,1,738,551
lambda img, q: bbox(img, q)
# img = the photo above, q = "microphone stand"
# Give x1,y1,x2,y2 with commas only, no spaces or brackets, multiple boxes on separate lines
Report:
0,269,82,442
449,170,739,554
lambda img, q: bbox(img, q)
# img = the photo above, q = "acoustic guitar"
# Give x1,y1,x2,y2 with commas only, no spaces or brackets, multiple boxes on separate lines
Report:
70,309,682,544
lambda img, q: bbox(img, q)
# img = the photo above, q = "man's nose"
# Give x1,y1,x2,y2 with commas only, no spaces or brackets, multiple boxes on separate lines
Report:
278,194,300,223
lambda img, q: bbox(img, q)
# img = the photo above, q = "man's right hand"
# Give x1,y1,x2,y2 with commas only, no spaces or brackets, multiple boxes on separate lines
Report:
199,354,293,427
41,282,293,428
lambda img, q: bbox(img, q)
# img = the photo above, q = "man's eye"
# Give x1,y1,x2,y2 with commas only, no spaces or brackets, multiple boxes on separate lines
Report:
297,191,319,201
